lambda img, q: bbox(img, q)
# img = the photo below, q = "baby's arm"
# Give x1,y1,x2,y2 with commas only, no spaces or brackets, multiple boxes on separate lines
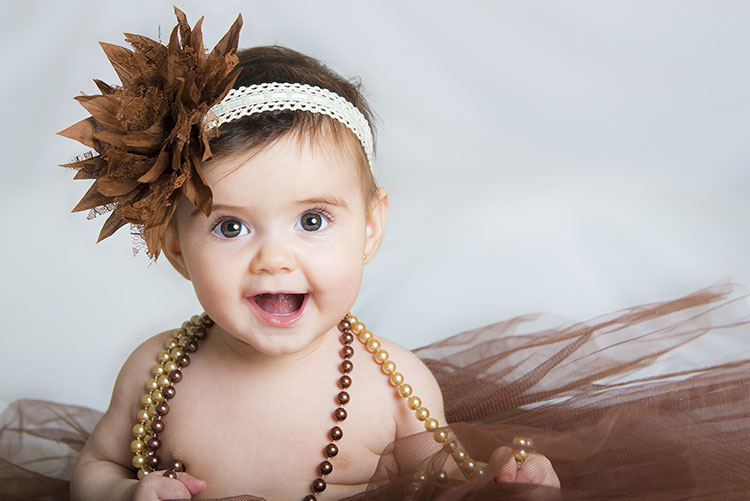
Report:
70,332,206,501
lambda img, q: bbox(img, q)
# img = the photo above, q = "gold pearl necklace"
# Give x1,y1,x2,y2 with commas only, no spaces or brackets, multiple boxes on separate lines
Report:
130,313,484,500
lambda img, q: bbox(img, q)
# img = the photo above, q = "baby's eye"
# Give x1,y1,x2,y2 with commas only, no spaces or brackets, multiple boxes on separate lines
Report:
296,211,329,232
212,219,248,239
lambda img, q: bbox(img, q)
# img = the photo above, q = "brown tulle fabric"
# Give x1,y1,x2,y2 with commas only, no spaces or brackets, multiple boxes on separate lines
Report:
2,283,749,500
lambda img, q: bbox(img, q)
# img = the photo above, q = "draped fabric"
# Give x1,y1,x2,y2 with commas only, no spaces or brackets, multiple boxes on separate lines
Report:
2,283,749,500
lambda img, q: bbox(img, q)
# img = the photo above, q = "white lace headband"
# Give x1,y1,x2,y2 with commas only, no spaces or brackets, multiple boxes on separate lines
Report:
205,82,375,166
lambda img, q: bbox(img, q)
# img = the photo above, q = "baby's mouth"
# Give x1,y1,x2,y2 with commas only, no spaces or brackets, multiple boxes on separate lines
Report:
253,293,306,316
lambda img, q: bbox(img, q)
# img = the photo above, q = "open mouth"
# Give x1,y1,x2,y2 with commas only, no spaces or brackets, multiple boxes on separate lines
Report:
253,293,306,316
249,292,308,327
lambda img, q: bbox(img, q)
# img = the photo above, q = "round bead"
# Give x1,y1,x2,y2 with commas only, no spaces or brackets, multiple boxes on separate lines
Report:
351,321,365,334
132,423,146,437
346,314,358,324
389,372,404,386
334,407,348,421
164,360,179,373
341,332,354,345
444,439,458,452
358,330,373,343
163,386,176,399
312,478,326,492
433,429,449,443
190,314,201,325
325,443,339,457
151,364,165,377
341,346,354,359
137,468,149,480
176,354,190,367
146,454,160,468
146,378,159,391
137,409,149,423
416,407,430,421
365,339,381,353
178,335,192,348
476,468,485,477
155,402,169,416
340,360,353,374
329,426,343,441
413,471,427,482
407,482,422,495
130,439,145,453
147,405,158,417
181,321,192,330
338,319,351,332
319,460,333,475
382,361,396,374
374,349,389,363
303,496,317,501
185,340,199,352
200,314,213,327
165,338,178,350
170,348,184,359
513,437,533,448
157,375,172,388
157,350,170,363
169,460,185,472
337,391,350,405
163,470,177,479
193,327,207,339
516,449,529,460
141,394,153,407
461,460,477,474
151,419,164,433
437,470,448,482
131,454,146,468
339,375,352,389
398,384,413,398
453,448,467,462
169,370,183,383
424,418,440,431
407,396,422,410
151,390,164,402
146,437,161,450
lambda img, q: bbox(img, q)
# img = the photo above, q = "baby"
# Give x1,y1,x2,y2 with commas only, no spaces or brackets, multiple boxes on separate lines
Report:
66,10,557,500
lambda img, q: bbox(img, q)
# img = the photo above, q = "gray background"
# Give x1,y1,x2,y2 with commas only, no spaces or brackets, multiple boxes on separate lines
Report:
1,0,748,411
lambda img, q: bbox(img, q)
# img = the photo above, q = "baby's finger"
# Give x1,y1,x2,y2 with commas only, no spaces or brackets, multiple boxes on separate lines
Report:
133,472,192,501
175,472,208,495
490,446,518,483
515,453,560,488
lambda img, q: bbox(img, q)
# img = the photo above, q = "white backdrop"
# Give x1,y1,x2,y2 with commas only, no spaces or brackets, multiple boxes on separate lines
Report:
1,1,748,412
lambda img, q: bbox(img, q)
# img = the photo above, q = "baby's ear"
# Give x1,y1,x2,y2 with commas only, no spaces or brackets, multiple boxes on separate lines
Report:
364,187,389,263
162,225,191,280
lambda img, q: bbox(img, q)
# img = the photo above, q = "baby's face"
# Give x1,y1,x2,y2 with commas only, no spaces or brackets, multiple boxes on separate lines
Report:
166,133,385,358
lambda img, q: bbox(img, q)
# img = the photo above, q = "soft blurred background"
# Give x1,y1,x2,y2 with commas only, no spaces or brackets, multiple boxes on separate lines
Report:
1,0,748,411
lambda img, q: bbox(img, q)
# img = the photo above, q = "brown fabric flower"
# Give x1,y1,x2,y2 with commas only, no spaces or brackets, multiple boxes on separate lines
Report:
59,7,243,258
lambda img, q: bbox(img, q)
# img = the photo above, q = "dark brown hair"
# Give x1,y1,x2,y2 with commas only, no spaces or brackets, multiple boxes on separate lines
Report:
208,46,378,203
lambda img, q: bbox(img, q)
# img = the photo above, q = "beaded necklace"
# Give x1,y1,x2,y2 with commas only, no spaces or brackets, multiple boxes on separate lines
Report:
129,313,484,500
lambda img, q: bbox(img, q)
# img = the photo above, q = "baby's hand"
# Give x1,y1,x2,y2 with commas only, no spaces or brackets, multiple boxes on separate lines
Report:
133,472,207,501
491,446,560,488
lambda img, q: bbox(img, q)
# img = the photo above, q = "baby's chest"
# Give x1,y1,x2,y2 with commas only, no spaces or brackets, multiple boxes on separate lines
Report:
158,377,395,499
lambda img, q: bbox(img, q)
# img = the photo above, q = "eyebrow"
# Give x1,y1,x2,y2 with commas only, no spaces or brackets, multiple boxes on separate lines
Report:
189,196,350,217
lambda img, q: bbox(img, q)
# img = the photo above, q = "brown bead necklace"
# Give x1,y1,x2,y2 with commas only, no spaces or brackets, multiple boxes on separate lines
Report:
130,313,483,500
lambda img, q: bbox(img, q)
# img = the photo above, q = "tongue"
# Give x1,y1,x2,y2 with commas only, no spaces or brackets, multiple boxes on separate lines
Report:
254,293,304,315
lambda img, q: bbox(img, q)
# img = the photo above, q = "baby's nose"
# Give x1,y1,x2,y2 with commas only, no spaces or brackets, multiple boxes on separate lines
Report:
248,236,296,274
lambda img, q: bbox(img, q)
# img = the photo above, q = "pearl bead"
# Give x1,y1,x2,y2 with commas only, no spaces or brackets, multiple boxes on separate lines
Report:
382,361,396,374
374,349,389,363
163,470,177,479
155,402,169,416
346,314,358,324
176,354,190,367
398,384,413,398
181,321,192,330
407,482,422,495
131,454,146,468
337,391,350,405
433,429,449,443
141,394,153,407
437,470,448,482
137,409,149,423
157,375,171,388
407,396,422,410
329,426,343,441
146,454,160,468
413,471,427,482
351,321,365,334
164,360,179,373
453,448,467,462
424,418,439,431
137,468,149,479
151,390,164,402
365,338,381,353
164,338,178,350
319,460,333,475
476,468,485,477
163,386,176,399
190,314,201,325
170,348,184,359
312,478,326,492
334,407,347,421
325,443,339,457
147,405,158,417
341,332,354,345
513,437,533,448
130,439,145,453
152,365,165,377
516,449,529,460
169,370,183,383
146,378,158,391
200,314,213,327
444,439,458,452
340,360,353,374
157,350,170,363
358,330,372,343
147,437,161,450
338,319,351,332
303,496,317,501
341,346,354,359
151,419,164,433
185,339,199,352
169,460,185,472
178,335,192,347
339,375,352,389
389,372,404,386
132,423,146,437
415,407,430,421
461,460,476,474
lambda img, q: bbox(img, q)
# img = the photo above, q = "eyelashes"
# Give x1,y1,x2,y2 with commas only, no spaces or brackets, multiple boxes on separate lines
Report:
209,207,335,239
